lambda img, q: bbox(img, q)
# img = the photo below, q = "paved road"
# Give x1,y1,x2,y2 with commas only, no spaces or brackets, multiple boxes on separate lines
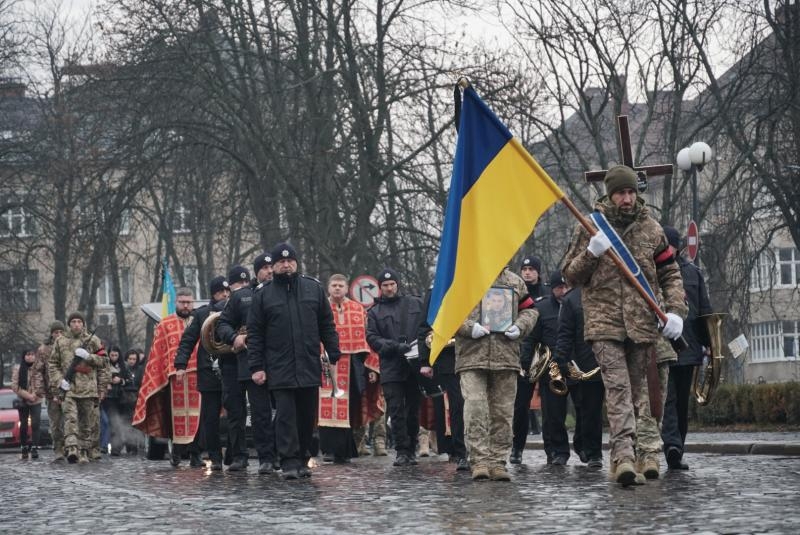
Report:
2,448,799,534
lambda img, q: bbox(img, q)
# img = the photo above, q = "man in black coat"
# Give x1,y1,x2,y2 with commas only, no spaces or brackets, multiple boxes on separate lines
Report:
518,271,570,465
417,286,468,471
175,275,229,470
556,286,604,468
247,242,341,480
217,260,278,474
661,226,713,470
366,268,424,467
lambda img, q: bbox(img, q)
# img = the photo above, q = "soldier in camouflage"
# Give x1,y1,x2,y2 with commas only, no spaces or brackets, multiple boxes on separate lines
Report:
38,321,66,461
455,267,538,482
48,312,107,464
562,165,687,487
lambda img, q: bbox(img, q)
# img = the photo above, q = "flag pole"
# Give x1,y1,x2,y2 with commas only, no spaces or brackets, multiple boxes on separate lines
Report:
559,195,687,351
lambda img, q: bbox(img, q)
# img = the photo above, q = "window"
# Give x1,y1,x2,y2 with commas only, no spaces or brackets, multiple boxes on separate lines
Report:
96,268,132,307
0,269,39,311
0,206,35,238
119,209,131,236
182,265,201,298
750,320,800,361
777,248,799,287
750,250,774,291
173,204,190,234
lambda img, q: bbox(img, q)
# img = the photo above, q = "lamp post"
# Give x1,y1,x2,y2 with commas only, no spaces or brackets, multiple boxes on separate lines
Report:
677,141,713,265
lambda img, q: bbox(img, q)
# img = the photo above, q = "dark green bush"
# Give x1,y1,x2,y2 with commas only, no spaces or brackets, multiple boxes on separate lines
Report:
693,382,800,426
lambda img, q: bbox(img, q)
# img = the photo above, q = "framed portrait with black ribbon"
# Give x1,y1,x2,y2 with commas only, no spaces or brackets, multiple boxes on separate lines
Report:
480,286,517,333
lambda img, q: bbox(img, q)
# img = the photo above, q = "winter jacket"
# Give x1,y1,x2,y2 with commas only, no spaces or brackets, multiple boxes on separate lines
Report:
367,293,425,384
48,330,106,399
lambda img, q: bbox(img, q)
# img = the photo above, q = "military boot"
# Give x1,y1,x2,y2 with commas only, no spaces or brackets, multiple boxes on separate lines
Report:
20,445,29,460
489,465,511,482
90,448,103,461
373,439,388,456
418,433,430,458
30,446,39,460
637,454,660,480
78,450,90,464
614,458,637,487
66,446,80,464
53,446,65,462
471,464,490,481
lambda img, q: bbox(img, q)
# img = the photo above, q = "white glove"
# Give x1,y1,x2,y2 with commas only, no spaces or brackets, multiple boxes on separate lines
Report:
504,324,521,340
59,379,71,391
74,347,90,359
587,232,612,258
471,322,490,339
661,313,684,340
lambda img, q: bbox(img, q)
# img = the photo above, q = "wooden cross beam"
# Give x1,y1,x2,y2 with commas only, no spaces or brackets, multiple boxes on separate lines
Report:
584,115,674,190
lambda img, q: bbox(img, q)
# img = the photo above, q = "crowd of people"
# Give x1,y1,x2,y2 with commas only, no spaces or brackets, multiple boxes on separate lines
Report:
12,164,713,487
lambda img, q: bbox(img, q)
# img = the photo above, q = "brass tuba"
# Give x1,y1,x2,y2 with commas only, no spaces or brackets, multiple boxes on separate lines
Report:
200,311,240,355
693,312,726,406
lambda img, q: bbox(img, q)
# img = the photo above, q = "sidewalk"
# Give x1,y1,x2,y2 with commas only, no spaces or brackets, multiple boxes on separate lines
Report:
525,431,800,455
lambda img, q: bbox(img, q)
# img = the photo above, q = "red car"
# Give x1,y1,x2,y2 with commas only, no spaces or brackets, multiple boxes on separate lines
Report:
0,388,51,447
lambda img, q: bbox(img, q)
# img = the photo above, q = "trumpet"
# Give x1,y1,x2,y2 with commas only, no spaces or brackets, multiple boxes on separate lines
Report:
566,360,601,381
321,352,345,399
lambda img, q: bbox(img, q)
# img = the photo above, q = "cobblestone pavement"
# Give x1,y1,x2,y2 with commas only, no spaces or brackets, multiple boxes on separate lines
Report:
1,448,799,534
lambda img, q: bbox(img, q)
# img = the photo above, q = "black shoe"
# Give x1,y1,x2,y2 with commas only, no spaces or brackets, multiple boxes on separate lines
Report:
456,457,471,471
578,450,589,464
170,453,181,467
322,452,334,463
509,449,522,464
393,454,410,467
30,446,39,460
545,453,553,465
666,447,689,470
189,453,204,468
258,461,275,474
110,449,121,457
408,454,418,465
298,466,312,478
587,457,603,469
552,454,569,466
282,468,300,480
209,460,223,471
228,458,248,471
20,446,28,460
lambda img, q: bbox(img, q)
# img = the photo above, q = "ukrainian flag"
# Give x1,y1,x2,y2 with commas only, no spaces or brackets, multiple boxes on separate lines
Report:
161,257,176,319
427,85,565,364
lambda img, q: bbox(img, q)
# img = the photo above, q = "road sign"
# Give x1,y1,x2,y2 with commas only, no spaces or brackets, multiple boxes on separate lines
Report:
350,275,381,306
686,220,699,262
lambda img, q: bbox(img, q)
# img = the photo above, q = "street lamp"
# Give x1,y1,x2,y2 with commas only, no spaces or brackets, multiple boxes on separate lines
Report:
677,141,713,265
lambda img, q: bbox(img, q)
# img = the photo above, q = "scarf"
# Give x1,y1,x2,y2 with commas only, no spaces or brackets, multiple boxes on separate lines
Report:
598,195,644,229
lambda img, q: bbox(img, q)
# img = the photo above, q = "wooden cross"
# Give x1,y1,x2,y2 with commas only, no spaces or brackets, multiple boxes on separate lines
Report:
584,115,674,191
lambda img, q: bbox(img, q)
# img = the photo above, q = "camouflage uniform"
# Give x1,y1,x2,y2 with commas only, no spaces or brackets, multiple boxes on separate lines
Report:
39,342,66,458
562,197,687,469
48,329,105,463
455,268,538,476
89,356,111,460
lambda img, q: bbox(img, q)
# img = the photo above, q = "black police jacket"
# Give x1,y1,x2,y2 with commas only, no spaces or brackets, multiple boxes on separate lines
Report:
521,294,560,370
676,256,713,366
217,286,254,381
246,273,341,390
417,288,455,376
367,294,424,384
525,281,551,300
175,299,225,392
555,288,601,382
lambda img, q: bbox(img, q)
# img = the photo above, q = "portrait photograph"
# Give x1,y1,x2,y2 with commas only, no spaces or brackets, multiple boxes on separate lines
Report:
480,286,516,333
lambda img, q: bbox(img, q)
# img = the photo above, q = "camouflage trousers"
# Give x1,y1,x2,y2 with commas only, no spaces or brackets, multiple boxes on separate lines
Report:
47,399,65,456
460,369,517,467
63,396,99,451
592,340,661,464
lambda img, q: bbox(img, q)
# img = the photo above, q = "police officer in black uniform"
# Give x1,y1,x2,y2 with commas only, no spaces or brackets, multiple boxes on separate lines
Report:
366,268,424,467
518,271,570,465
510,255,550,464
417,286,468,471
661,226,713,470
247,242,341,481
216,261,278,474
556,285,604,468
174,275,229,470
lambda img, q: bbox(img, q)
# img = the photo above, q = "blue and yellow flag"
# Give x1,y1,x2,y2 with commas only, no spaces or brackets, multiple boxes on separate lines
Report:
427,85,565,364
161,257,176,318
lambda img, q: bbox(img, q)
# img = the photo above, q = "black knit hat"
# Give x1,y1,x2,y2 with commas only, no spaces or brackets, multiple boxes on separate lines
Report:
253,253,273,274
604,165,638,196
67,311,85,324
377,268,400,284
662,225,681,250
270,242,298,263
209,275,228,295
520,255,542,273
227,265,250,284
549,270,566,289
49,320,66,333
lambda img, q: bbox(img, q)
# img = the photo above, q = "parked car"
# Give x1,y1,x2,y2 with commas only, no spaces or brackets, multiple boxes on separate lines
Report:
0,388,52,448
